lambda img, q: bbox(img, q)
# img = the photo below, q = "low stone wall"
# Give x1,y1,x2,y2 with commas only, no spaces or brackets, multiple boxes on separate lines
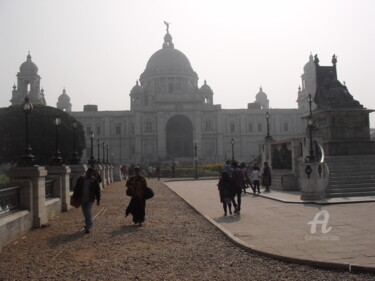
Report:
0,210,31,249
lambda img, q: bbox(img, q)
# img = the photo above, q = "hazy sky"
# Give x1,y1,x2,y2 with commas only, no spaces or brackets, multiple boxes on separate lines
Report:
1,0,374,125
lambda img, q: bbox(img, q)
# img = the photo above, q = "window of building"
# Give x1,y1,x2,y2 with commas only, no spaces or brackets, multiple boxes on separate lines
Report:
96,126,101,135
230,123,235,133
115,124,121,135
145,121,152,133
248,123,253,132
284,122,289,132
131,124,135,134
168,83,174,93
205,119,213,131
144,96,149,106
86,126,91,135
258,123,262,132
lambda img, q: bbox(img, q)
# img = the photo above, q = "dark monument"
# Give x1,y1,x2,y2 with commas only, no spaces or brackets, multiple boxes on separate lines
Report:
312,54,375,156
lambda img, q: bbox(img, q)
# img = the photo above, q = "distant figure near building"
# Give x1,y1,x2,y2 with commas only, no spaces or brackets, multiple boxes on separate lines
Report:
262,162,272,192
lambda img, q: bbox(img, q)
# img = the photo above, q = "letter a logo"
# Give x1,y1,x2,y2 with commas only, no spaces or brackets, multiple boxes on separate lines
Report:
307,210,332,234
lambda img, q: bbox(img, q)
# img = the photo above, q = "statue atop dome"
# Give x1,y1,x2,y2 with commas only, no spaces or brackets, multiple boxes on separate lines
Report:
164,21,170,33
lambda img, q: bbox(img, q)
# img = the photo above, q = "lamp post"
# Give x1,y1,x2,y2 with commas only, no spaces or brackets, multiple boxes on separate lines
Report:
231,137,235,162
19,97,35,166
265,111,273,140
193,140,198,179
51,116,62,165
89,131,95,166
70,120,80,164
307,94,315,162
97,139,101,164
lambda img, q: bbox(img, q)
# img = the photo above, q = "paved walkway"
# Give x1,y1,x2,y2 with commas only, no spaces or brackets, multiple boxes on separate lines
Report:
165,179,375,271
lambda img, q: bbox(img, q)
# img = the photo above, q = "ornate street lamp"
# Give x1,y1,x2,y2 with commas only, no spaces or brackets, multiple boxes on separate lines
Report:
70,120,80,164
51,116,63,165
89,131,95,166
97,139,101,164
307,94,315,162
231,137,235,161
19,97,35,166
193,140,198,179
265,111,273,140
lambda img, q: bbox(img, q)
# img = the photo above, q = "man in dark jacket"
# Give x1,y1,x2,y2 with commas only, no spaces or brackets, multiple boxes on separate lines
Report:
72,167,101,233
231,161,244,214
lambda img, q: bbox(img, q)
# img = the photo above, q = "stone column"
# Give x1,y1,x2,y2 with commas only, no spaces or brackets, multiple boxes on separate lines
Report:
104,164,110,185
46,165,71,211
94,164,104,189
69,164,87,192
112,164,122,181
8,166,48,228
299,162,329,200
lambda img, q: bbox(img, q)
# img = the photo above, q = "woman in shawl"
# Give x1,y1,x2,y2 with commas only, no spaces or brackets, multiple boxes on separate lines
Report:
125,166,148,226
217,171,233,216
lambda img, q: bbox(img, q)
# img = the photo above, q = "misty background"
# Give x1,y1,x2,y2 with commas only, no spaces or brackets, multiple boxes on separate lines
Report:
1,0,374,126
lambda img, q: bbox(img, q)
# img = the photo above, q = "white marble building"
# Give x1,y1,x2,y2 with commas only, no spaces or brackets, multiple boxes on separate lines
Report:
11,29,316,165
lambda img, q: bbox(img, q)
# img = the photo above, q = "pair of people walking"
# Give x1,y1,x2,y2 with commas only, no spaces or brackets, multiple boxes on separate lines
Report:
217,161,244,216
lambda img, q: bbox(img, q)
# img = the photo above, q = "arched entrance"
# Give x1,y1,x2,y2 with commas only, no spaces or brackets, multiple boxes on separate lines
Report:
166,115,193,158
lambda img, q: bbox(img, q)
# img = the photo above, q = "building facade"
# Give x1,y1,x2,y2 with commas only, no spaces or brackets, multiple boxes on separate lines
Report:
11,29,314,165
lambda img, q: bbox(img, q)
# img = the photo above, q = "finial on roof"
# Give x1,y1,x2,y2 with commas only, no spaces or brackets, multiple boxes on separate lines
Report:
27,51,31,60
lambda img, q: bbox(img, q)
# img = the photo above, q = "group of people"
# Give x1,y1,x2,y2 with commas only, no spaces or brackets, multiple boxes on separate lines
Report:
72,165,150,233
217,161,272,216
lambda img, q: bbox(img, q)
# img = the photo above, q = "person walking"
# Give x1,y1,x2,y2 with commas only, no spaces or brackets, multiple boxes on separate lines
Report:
252,165,261,194
125,166,148,226
231,161,244,214
156,164,161,181
262,162,272,192
72,167,101,234
217,171,233,216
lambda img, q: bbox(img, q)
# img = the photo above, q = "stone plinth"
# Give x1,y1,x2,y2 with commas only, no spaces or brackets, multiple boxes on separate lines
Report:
8,166,48,228
70,164,87,191
112,164,122,181
299,162,329,200
46,165,71,211
314,109,375,156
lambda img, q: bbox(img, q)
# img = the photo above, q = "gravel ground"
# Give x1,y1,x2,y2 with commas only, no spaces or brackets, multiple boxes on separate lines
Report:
0,179,374,281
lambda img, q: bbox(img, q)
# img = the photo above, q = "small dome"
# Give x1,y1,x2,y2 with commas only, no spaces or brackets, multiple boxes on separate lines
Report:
200,80,213,93
20,53,38,75
303,53,315,74
256,87,267,99
58,88,70,102
131,81,144,94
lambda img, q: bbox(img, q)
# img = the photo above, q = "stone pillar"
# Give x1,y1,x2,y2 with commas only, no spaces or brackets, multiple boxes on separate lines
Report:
104,164,110,185
8,166,48,228
94,164,104,188
109,164,114,183
101,164,107,187
70,164,87,192
299,162,329,200
113,164,122,181
46,165,71,211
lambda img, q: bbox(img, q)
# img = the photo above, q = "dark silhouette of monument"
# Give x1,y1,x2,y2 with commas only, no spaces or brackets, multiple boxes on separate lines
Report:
312,55,375,156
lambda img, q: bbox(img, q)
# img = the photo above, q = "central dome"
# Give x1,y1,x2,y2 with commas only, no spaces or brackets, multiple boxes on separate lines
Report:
20,53,38,75
140,31,197,80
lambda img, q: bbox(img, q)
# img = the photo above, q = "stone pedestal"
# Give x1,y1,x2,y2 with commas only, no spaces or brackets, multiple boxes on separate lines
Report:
70,164,87,192
113,164,122,181
103,164,110,185
109,164,114,183
314,109,375,156
8,166,48,228
94,164,104,188
46,165,71,211
299,162,329,200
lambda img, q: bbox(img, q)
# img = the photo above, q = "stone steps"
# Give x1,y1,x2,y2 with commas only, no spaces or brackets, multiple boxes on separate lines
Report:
325,155,375,198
